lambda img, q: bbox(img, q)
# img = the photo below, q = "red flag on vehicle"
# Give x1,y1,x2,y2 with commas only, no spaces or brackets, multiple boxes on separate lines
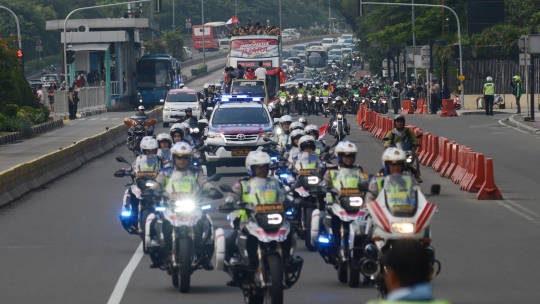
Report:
318,120,330,139
226,16,239,24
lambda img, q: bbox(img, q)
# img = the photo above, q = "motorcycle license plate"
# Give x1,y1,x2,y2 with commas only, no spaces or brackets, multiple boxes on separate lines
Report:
299,168,318,176
136,171,158,178
256,203,284,214
340,188,364,197
232,149,251,156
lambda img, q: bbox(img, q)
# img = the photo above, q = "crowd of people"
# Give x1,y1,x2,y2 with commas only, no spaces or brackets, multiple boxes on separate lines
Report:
224,19,281,37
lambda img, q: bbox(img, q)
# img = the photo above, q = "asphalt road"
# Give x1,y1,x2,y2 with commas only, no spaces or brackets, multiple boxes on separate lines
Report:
3,69,540,303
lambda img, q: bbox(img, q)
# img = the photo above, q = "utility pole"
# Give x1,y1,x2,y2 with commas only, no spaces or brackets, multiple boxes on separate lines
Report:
329,0,331,33
235,0,237,17
530,54,535,121
412,0,417,84
279,0,281,31
172,0,175,29
202,0,205,65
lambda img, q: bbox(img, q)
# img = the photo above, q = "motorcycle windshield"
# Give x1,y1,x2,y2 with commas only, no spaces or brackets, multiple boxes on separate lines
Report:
383,175,417,217
185,116,198,128
396,142,412,151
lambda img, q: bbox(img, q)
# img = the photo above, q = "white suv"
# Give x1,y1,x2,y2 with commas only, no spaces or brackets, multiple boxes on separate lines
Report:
162,89,200,127
203,99,274,176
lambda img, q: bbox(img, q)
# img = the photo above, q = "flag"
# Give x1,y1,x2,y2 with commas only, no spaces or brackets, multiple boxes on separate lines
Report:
226,16,239,25
318,120,330,139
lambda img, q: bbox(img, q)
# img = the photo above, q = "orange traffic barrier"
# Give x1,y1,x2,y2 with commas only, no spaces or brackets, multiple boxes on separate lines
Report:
419,134,433,165
362,109,372,131
453,147,473,184
373,115,382,137
383,118,393,140
369,113,379,135
432,137,448,172
356,107,362,125
414,100,425,114
465,153,485,192
440,99,458,117
377,117,389,139
425,135,439,166
401,100,414,114
439,141,455,176
477,158,503,200
417,132,430,161
359,105,366,126
422,100,429,114
460,152,477,190
443,143,459,178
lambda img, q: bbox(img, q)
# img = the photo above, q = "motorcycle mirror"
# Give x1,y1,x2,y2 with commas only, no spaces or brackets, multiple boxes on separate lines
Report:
208,190,224,200
416,133,423,139
285,144,293,150
208,173,222,182
198,145,210,152
382,137,390,141
430,184,441,195
218,202,236,214
322,146,330,153
263,137,272,142
114,169,126,177
116,156,130,164
358,182,370,192
219,184,235,193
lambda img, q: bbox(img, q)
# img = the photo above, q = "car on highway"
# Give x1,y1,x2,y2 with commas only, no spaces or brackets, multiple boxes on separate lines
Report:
218,39,230,53
327,55,341,66
288,57,305,72
341,48,353,58
282,28,301,39
282,49,290,58
329,49,343,58
330,43,342,51
306,42,320,49
203,96,274,176
41,74,60,87
183,47,193,60
292,44,307,58
342,39,353,48
337,34,353,43
282,32,292,40
162,89,200,127
321,38,334,49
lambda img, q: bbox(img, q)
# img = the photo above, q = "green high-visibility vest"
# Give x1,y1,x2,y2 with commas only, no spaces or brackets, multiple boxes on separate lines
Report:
365,300,451,304
239,179,280,221
484,82,495,95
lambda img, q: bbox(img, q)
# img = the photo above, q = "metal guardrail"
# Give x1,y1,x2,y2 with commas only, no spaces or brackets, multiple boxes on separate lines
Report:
111,81,119,96
54,87,107,119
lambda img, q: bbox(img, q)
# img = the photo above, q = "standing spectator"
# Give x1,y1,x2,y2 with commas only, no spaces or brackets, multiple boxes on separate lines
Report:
78,72,86,88
510,75,522,114
254,61,267,80
245,67,255,80
429,80,440,114
87,69,95,87
32,87,38,105
94,71,100,86
223,67,230,93
483,76,495,116
364,239,449,304
36,85,44,107
236,64,245,79
122,71,127,93
441,82,450,100
48,82,57,113
68,87,76,120
226,67,235,92
73,85,80,118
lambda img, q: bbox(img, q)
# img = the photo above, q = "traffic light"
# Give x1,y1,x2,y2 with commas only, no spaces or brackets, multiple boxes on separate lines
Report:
155,0,162,13
451,44,460,59
66,50,75,64
17,49,23,59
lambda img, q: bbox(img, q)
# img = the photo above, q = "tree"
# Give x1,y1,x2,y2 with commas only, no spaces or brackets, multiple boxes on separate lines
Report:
0,36,34,108
161,28,185,60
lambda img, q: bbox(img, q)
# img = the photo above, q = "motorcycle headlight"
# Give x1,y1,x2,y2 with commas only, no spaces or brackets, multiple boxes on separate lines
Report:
164,105,170,110
382,100,387,104
354,94,359,97
267,213,283,225
275,127,283,135
191,127,200,133
337,114,343,119
297,94,303,98
308,176,319,185
174,199,195,212
333,121,338,126
349,196,363,207
145,182,156,187
207,132,222,138
372,99,377,103
307,95,312,98
407,156,413,163
391,222,415,234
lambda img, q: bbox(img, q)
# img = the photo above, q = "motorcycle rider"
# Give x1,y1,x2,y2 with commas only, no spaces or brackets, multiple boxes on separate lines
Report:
169,123,186,144
320,82,332,114
329,96,350,135
275,114,293,149
156,133,173,166
365,147,418,203
292,135,321,170
306,83,316,114
287,129,306,163
299,117,308,128
223,151,292,271
319,141,369,240
181,122,196,147
136,105,147,117
304,124,327,155
383,115,422,183
275,83,289,99
147,142,219,269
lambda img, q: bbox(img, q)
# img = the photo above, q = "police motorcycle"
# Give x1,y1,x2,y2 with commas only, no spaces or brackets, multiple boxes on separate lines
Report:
361,178,441,297
144,185,223,293
379,94,389,114
383,134,423,181
329,111,348,142
115,156,159,253
321,95,332,118
124,115,156,154
370,95,379,113
310,176,372,287
215,184,304,304
170,110,208,142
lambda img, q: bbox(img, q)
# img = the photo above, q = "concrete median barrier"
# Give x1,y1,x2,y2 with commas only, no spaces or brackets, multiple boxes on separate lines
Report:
0,107,162,206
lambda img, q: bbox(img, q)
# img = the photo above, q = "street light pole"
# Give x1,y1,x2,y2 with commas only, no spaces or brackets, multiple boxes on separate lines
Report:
362,2,464,104
172,0,175,29
412,0,417,84
279,0,281,31
63,0,151,87
0,6,22,73
202,0,205,65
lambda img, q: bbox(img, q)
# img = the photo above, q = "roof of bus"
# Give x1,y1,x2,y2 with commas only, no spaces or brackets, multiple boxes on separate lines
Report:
139,54,174,60
230,35,279,40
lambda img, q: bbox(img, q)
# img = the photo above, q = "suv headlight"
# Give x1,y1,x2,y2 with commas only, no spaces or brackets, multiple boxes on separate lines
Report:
260,132,273,138
164,105,169,110
207,132,222,139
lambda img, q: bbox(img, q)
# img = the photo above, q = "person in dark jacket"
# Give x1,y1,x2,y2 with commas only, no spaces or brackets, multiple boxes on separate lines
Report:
236,64,245,79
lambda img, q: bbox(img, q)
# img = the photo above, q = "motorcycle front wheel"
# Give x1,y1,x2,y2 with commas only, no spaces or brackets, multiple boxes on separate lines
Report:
304,207,316,252
265,255,284,304
177,238,192,293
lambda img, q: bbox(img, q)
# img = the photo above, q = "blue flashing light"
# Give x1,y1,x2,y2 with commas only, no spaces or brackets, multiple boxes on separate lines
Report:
155,206,166,212
121,211,131,217
280,173,289,179
271,156,278,161
201,204,212,210
227,214,231,221
286,208,294,216
318,236,330,244
193,162,198,166
252,97,262,101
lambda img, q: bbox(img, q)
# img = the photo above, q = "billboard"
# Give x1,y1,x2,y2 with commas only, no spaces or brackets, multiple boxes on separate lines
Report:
231,39,279,58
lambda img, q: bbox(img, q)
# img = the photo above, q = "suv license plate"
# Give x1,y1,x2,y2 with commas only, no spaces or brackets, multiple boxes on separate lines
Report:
232,149,251,156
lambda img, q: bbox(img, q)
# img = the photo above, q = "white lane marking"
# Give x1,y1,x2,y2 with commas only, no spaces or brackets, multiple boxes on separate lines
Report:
504,199,540,219
90,118,99,121
107,242,144,304
101,118,109,120
112,117,119,120
495,200,539,225
498,119,528,134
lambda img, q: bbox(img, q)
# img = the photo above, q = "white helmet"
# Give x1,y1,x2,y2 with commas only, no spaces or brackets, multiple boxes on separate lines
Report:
323,82,329,86
335,141,358,157
290,121,304,131
138,105,145,111
181,122,191,133
299,117,307,124
171,142,193,157
214,83,221,88
280,115,293,124
156,133,173,147
486,76,493,82
382,147,406,166
290,129,305,146
169,123,186,138
203,83,209,89
180,83,185,88
140,136,158,153
304,124,319,137
298,135,316,151
245,151,271,176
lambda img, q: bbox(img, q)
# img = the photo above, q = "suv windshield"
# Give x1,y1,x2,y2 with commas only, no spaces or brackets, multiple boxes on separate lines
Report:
322,39,333,44
213,107,270,125
293,45,306,50
167,92,198,102
232,81,266,95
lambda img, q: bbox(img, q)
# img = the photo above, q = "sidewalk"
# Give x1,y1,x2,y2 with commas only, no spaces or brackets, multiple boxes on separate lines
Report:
0,110,159,173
